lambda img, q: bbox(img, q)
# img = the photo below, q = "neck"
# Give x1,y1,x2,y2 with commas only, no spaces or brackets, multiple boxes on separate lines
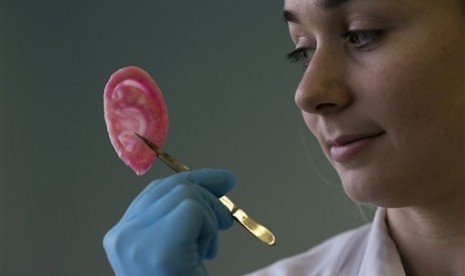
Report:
386,193,465,276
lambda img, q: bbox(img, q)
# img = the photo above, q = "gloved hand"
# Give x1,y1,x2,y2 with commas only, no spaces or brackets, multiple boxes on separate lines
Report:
103,168,235,276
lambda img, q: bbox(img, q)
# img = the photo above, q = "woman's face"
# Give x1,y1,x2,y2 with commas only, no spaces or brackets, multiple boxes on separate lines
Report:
285,0,464,207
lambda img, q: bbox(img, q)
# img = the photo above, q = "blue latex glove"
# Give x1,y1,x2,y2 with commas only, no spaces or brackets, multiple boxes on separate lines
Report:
103,168,235,276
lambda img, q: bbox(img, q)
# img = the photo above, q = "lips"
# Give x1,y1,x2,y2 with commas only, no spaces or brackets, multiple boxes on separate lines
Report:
329,132,384,146
327,132,385,162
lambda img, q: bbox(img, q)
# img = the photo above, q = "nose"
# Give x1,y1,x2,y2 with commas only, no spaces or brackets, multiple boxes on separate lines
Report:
294,48,352,115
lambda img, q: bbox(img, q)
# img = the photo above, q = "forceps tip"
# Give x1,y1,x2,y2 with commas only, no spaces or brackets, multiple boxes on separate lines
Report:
134,132,161,155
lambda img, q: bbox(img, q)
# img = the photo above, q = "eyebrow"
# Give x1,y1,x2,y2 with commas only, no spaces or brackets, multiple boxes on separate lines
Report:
283,0,353,23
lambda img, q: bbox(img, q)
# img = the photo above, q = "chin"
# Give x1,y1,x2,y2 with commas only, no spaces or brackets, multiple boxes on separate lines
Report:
338,169,408,208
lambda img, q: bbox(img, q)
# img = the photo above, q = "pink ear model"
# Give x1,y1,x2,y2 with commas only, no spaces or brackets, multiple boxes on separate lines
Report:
104,66,169,175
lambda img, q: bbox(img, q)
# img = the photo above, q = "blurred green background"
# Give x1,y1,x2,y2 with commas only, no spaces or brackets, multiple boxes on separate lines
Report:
2,0,373,275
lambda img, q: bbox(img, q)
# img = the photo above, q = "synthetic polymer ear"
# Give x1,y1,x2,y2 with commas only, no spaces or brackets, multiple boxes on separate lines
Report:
104,66,169,175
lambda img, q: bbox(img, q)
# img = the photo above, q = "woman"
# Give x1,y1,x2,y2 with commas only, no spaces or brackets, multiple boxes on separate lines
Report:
103,0,464,275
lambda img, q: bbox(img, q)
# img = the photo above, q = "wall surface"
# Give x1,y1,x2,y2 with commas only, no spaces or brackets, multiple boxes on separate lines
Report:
2,1,374,275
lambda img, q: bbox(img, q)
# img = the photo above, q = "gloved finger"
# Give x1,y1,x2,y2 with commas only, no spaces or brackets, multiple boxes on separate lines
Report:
181,168,236,229
183,168,236,197
193,184,234,230
133,183,219,233
158,199,220,262
125,168,234,215
123,169,235,228
103,186,219,266
103,200,215,276
122,177,192,220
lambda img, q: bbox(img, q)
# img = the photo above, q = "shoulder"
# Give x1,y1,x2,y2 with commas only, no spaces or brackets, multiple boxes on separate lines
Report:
246,223,372,276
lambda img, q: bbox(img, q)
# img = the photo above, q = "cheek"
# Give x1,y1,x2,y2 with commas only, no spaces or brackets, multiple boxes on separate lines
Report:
301,111,320,137
300,112,334,161
375,49,462,127
363,45,464,182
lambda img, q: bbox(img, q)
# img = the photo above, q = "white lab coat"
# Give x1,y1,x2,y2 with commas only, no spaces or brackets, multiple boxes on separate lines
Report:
245,208,406,276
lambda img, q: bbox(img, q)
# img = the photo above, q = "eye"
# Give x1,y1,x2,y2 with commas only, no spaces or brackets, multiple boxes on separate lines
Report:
286,47,314,70
343,30,383,49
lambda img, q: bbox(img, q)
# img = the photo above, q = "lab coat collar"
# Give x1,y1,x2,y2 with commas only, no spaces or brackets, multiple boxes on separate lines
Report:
358,208,405,276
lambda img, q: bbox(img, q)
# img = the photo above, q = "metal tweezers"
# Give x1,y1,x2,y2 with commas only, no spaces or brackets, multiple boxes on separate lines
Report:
135,133,276,246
